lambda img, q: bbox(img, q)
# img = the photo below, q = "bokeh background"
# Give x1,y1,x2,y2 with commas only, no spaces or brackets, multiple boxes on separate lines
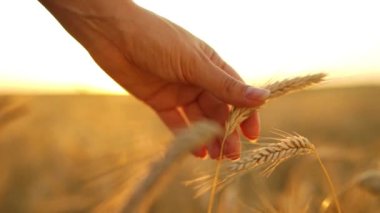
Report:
0,0,379,212
1,0,380,93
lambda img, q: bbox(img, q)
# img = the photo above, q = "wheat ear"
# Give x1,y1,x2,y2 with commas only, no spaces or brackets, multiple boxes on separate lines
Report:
208,73,327,212
228,133,315,177
225,73,326,136
186,133,315,197
121,120,221,213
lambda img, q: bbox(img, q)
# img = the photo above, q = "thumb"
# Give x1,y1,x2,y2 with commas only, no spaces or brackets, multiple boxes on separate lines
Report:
191,58,270,107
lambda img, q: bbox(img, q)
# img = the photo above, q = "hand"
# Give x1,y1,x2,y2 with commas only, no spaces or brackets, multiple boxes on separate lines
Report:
39,0,270,160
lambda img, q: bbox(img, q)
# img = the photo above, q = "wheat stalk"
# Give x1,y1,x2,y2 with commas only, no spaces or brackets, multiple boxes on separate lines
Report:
321,169,380,212
120,120,222,213
208,73,327,212
193,130,341,213
357,170,380,196
186,133,316,197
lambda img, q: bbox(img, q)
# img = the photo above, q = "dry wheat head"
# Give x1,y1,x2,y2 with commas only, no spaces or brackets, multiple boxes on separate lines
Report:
228,133,315,176
187,133,316,197
225,73,326,136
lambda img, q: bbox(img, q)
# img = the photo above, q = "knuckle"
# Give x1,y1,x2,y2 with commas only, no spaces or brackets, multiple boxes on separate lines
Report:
222,77,238,96
179,55,198,83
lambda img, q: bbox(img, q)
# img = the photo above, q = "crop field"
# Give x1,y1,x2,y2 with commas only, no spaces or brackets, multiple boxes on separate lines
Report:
0,86,379,212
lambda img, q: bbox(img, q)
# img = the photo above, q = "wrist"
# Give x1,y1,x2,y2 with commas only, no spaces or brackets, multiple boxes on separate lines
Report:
38,0,136,18
38,0,138,44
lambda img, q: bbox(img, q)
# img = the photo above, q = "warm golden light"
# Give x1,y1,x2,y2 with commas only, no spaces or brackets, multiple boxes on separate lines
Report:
0,0,379,94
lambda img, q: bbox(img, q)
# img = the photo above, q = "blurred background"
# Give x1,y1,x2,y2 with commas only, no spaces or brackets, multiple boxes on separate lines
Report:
0,0,379,212
1,0,380,93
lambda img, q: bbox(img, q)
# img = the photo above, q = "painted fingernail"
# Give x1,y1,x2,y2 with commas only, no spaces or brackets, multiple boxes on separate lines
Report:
207,140,221,160
224,135,240,160
192,146,208,159
245,87,270,101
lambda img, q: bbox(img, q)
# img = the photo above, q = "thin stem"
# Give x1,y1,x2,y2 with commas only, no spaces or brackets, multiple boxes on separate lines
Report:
207,134,228,213
314,151,342,213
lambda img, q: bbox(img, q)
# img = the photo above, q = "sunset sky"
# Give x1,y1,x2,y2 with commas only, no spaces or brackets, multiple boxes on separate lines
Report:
1,0,379,94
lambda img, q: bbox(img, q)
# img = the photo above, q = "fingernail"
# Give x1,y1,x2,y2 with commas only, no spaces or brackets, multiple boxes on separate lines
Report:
207,139,221,160
245,87,270,101
224,135,240,160
191,146,208,159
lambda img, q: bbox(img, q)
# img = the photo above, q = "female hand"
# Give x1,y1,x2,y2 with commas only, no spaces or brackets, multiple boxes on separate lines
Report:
39,0,270,160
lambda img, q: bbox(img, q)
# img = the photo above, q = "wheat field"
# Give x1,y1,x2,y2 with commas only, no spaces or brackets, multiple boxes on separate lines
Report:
0,85,379,212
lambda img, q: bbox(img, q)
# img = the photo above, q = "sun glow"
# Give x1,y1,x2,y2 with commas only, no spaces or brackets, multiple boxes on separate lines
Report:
0,0,379,94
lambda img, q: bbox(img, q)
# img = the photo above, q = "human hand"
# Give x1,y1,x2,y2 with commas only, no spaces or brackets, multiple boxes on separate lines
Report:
39,0,270,160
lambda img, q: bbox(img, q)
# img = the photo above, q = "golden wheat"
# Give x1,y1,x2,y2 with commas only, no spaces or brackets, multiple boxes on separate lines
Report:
225,73,327,136
120,120,222,213
208,73,327,213
186,133,316,197
0,99,27,130
228,133,315,176
357,170,380,196
321,169,380,212
265,73,327,99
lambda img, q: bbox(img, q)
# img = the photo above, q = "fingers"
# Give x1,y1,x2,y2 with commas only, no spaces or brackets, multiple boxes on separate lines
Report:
156,106,210,158
197,92,229,125
189,47,270,108
156,108,189,133
207,131,240,160
182,97,242,160
181,101,211,158
240,110,261,140
157,94,259,160
207,139,221,159
191,145,208,158
195,93,241,160
223,131,241,160
184,93,233,159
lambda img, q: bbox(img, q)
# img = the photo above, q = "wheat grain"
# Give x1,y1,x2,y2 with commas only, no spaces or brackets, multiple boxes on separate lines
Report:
225,73,326,136
265,73,327,99
187,133,316,197
229,133,315,176
208,73,327,213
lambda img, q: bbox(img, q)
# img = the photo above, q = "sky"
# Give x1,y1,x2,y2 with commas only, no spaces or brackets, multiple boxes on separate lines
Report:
0,0,379,94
